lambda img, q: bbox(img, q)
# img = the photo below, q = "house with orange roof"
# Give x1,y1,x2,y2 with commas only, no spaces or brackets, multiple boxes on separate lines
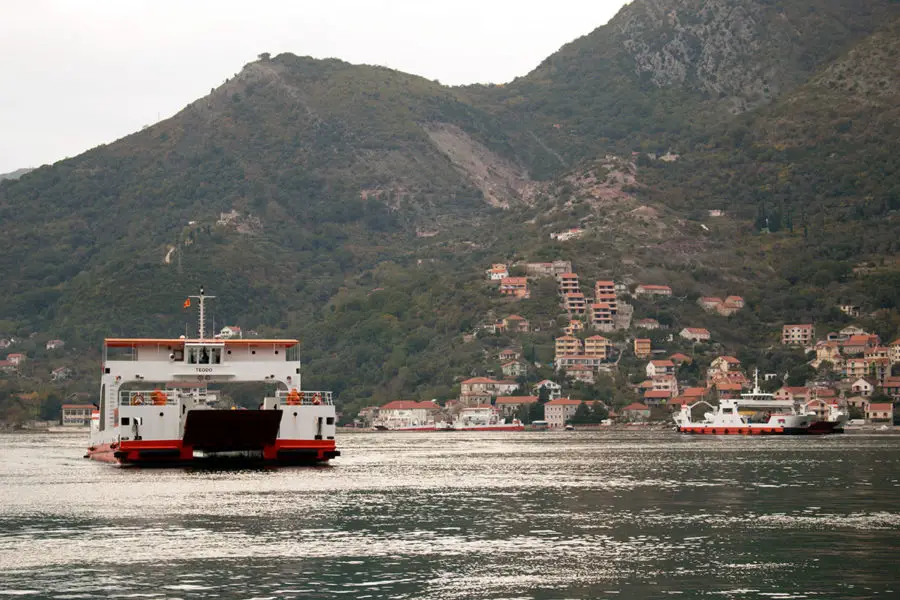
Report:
782,324,814,346
864,346,889,360
889,339,900,364
594,280,618,313
502,315,530,333
715,382,744,399
0,360,15,373
5,353,25,366
499,277,529,298
564,292,587,316
774,387,810,403
698,297,723,312
564,320,585,335
680,328,710,342
646,359,675,378
555,335,583,357
584,335,610,360
501,361,526,378
495,396,538,418
498,348,521,362
850,377,876,397
589,302,614,330
842,357,889,382
544,397,583,428
557,272,581,295
651,375,679,396
634,338,651,358
866,403,893,423
842,334,881,355
709,356,741,375
565,365,595,384
669,353,692,365
377,400,441,428
487,263,509,281
643,390,672,407
635,284,673,297
635,318,660,330
882,377,900,399
622,402,651,421
523,260,572,277
556,355,605,371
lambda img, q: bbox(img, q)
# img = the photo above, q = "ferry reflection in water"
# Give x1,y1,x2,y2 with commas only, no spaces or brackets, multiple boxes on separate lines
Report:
1,431,899,599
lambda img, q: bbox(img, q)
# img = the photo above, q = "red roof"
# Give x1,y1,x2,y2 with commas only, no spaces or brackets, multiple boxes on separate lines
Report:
780,386,809,395
501,277,527,285
595,280,615,286
546,398,581,406
644,390,672,399
635,338,651,344
559,273,579,279
585,335,608,341
650,360,675,367
556,335,579,342
716,382,743,391
495,396,538,404
670,353,692,362
505,314,526,321
868,403,893,411
683,328,710,335
462,377,500,384
61,404,95,410
623,402,649,411
683,387,708,397
717,356,740,364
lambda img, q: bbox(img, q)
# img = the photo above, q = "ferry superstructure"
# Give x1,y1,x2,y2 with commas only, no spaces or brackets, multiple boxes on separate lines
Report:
674,372,843,436
86,289,339,465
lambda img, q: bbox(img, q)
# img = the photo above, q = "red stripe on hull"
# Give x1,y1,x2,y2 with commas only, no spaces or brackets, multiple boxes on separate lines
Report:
86,438,338,466
454,426,525,431
678,426,786,435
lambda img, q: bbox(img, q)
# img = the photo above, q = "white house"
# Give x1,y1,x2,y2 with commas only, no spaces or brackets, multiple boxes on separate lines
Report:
532,380,562,400
646,360,675,378
680,328,711,342
376,400,440,428
46,339,65,350
217,326,242,339
544,398,582,428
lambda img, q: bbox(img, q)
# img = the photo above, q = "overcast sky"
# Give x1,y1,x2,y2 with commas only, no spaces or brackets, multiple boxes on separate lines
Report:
0,0,629,173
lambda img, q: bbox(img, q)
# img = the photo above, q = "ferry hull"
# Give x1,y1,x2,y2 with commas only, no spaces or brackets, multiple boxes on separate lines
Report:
85,438,339,466
678,425,841,435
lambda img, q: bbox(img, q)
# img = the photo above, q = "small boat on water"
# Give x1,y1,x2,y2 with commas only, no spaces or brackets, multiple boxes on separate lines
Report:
674,372,845,436
85,288,339,466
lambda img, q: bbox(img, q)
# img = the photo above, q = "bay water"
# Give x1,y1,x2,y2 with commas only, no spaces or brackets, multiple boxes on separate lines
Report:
1,431,898,599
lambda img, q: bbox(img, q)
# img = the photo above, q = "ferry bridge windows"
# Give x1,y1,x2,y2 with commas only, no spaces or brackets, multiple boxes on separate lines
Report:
187,346,223,365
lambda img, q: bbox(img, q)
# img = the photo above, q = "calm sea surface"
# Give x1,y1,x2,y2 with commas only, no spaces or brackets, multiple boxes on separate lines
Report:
1,431,899,599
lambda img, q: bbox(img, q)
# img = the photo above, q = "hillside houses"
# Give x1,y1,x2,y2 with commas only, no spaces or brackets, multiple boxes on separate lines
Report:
698,295,745,316
486,263,509,280
634,338,651,358
782,324,814,346
499,277,529,298
635,284,672,298
679,328,710,343
522,260,572,277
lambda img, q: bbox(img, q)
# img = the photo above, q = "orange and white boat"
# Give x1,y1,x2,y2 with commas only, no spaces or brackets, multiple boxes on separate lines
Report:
674,372,843,436
86,288,339,466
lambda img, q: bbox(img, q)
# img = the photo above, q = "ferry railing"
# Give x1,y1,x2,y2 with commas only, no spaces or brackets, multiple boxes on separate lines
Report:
119,390,178,406
275,390,334,406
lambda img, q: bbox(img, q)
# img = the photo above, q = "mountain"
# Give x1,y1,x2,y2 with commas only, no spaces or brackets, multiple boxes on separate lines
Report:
0,168,33,181
1,0,899,420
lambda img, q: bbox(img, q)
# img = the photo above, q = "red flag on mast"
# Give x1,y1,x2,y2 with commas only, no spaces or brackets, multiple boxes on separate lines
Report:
183,298,191,309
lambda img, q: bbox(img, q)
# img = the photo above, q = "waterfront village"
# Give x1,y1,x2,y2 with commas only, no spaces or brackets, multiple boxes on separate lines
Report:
2,255,899,432
355,257,900,431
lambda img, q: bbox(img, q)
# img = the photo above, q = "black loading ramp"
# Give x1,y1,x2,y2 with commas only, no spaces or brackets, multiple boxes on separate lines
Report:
182,410,282,452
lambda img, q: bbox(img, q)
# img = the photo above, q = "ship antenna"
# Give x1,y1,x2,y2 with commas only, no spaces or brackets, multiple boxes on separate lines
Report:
189,286,216,339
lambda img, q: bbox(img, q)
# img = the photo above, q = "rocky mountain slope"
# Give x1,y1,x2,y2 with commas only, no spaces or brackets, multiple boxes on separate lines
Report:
1,0,898,413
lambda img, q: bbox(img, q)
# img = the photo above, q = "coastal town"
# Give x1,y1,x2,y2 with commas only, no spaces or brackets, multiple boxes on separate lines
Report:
356,258,899,431
1,257,898,433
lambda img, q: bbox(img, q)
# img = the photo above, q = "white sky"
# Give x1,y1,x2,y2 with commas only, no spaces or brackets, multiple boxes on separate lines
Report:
0,0,629,173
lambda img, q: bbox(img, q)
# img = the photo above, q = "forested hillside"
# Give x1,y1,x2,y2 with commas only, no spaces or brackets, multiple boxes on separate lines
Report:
1,0,899,421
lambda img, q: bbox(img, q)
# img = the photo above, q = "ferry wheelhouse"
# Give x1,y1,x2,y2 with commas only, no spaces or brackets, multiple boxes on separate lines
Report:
86,289,339,465
674,373,844,436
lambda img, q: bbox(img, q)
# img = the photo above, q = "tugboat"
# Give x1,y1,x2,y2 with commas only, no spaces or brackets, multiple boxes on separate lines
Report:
85,288,339,465
439,405,525,431
674,371,844,436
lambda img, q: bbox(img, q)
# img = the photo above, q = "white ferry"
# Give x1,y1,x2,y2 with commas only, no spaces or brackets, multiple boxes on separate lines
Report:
674,373,843,436
438,405,525,431
86,289,339,466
